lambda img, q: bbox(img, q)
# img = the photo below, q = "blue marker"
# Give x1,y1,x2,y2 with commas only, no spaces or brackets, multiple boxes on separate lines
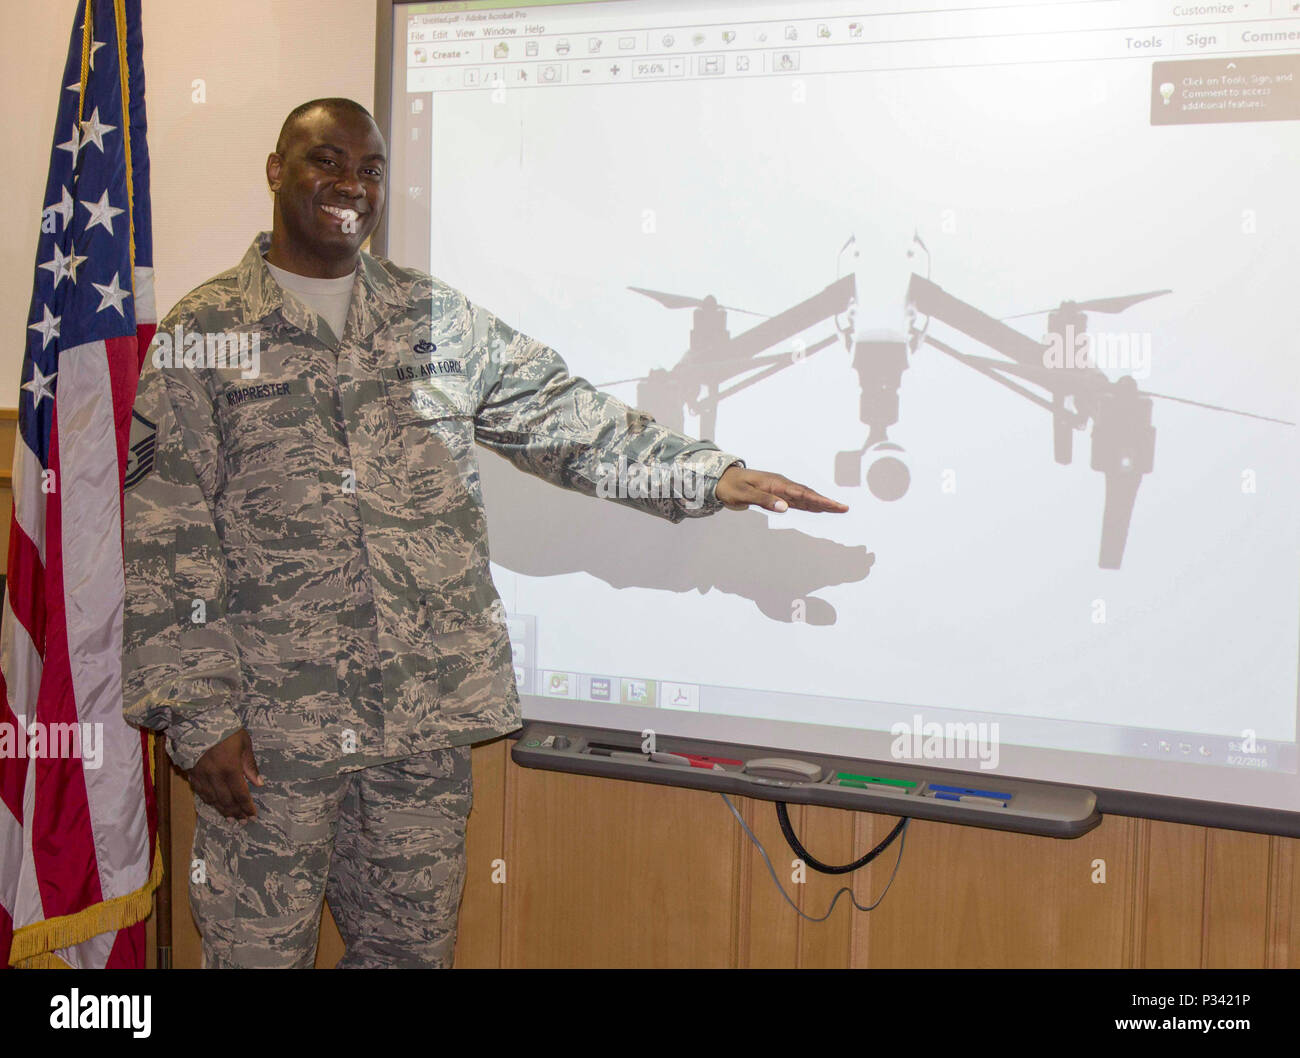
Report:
927,783,1013,801
934,793,1008,807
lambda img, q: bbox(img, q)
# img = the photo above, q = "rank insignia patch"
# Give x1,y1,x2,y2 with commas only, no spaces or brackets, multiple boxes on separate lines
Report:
124,409,157,490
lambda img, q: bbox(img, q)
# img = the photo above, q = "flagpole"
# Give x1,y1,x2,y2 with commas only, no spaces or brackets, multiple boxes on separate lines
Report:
154,736,172,968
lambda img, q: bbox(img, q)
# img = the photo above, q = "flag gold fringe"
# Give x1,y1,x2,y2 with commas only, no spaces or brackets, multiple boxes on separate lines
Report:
14,949,73,970
10,734,165,968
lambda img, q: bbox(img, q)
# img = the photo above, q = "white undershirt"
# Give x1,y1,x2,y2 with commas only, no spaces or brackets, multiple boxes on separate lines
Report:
264,257,356,342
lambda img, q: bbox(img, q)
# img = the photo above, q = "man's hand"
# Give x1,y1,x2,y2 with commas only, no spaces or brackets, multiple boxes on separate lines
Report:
715,465,849,514
189,729,264,822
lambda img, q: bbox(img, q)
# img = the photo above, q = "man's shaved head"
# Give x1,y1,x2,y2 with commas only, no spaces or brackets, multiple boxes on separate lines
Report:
275,98,377,154
265,98,387,278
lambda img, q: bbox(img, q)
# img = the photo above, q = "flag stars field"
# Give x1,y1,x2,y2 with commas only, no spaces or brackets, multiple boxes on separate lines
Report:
38,242,88,287
78,107,115,153
81,189,124,235
55,125,81,159
27,306,61,350
44,186,74,228
22,365,58,410
92,272,130,316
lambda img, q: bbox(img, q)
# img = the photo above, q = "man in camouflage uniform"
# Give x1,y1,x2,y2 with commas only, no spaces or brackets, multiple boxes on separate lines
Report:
121,98,845,968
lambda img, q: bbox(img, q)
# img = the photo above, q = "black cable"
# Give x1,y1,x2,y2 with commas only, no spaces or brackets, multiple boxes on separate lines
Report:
776,802,908,874
721,795,910,920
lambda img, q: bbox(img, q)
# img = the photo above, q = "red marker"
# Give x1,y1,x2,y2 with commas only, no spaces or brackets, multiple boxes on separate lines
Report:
676,752,743,768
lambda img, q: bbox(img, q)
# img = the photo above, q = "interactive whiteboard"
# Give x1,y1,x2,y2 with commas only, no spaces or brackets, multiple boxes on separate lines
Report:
378,0,1300,833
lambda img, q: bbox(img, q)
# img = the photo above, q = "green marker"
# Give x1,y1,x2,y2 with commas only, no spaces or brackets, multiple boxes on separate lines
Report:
836,771,916,790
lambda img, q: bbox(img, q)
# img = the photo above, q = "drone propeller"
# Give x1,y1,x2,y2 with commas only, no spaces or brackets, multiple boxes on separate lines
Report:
593,349,812,390
1002,289,1172,321
1141,389,1296,426
628,286,769,317
920,338,1296,427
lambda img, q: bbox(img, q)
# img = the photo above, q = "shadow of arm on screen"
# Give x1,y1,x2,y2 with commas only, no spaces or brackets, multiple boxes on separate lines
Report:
479,450,873,625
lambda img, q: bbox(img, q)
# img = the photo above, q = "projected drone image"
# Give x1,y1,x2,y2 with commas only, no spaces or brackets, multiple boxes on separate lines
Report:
614,252,1294,571
478,232,1294,628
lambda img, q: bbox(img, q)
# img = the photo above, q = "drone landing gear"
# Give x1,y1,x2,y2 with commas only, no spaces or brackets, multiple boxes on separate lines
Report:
1091,378,1156,570
1097,469,1141,570
1053,391,1074,465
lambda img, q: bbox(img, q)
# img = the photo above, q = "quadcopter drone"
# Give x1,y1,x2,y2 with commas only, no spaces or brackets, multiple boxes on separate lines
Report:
606,235,1291,569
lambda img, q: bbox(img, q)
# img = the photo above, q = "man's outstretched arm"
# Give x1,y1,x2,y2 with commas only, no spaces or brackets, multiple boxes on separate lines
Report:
465,298,846,519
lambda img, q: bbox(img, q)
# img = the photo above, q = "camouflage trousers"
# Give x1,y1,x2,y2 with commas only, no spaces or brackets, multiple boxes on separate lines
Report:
189,746,472,968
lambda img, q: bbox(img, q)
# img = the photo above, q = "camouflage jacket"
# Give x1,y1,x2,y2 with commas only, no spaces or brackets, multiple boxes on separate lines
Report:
122,232,741,778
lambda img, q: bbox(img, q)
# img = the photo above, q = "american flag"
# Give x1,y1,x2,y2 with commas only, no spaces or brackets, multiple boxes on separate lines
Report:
0,0,159,969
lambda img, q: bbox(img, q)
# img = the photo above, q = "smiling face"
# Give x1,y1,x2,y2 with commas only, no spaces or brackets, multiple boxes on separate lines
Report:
265,105,387,278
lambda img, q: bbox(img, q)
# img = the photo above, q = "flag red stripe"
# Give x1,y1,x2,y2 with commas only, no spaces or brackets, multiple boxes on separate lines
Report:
4,519,47,659
0,696,28,823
